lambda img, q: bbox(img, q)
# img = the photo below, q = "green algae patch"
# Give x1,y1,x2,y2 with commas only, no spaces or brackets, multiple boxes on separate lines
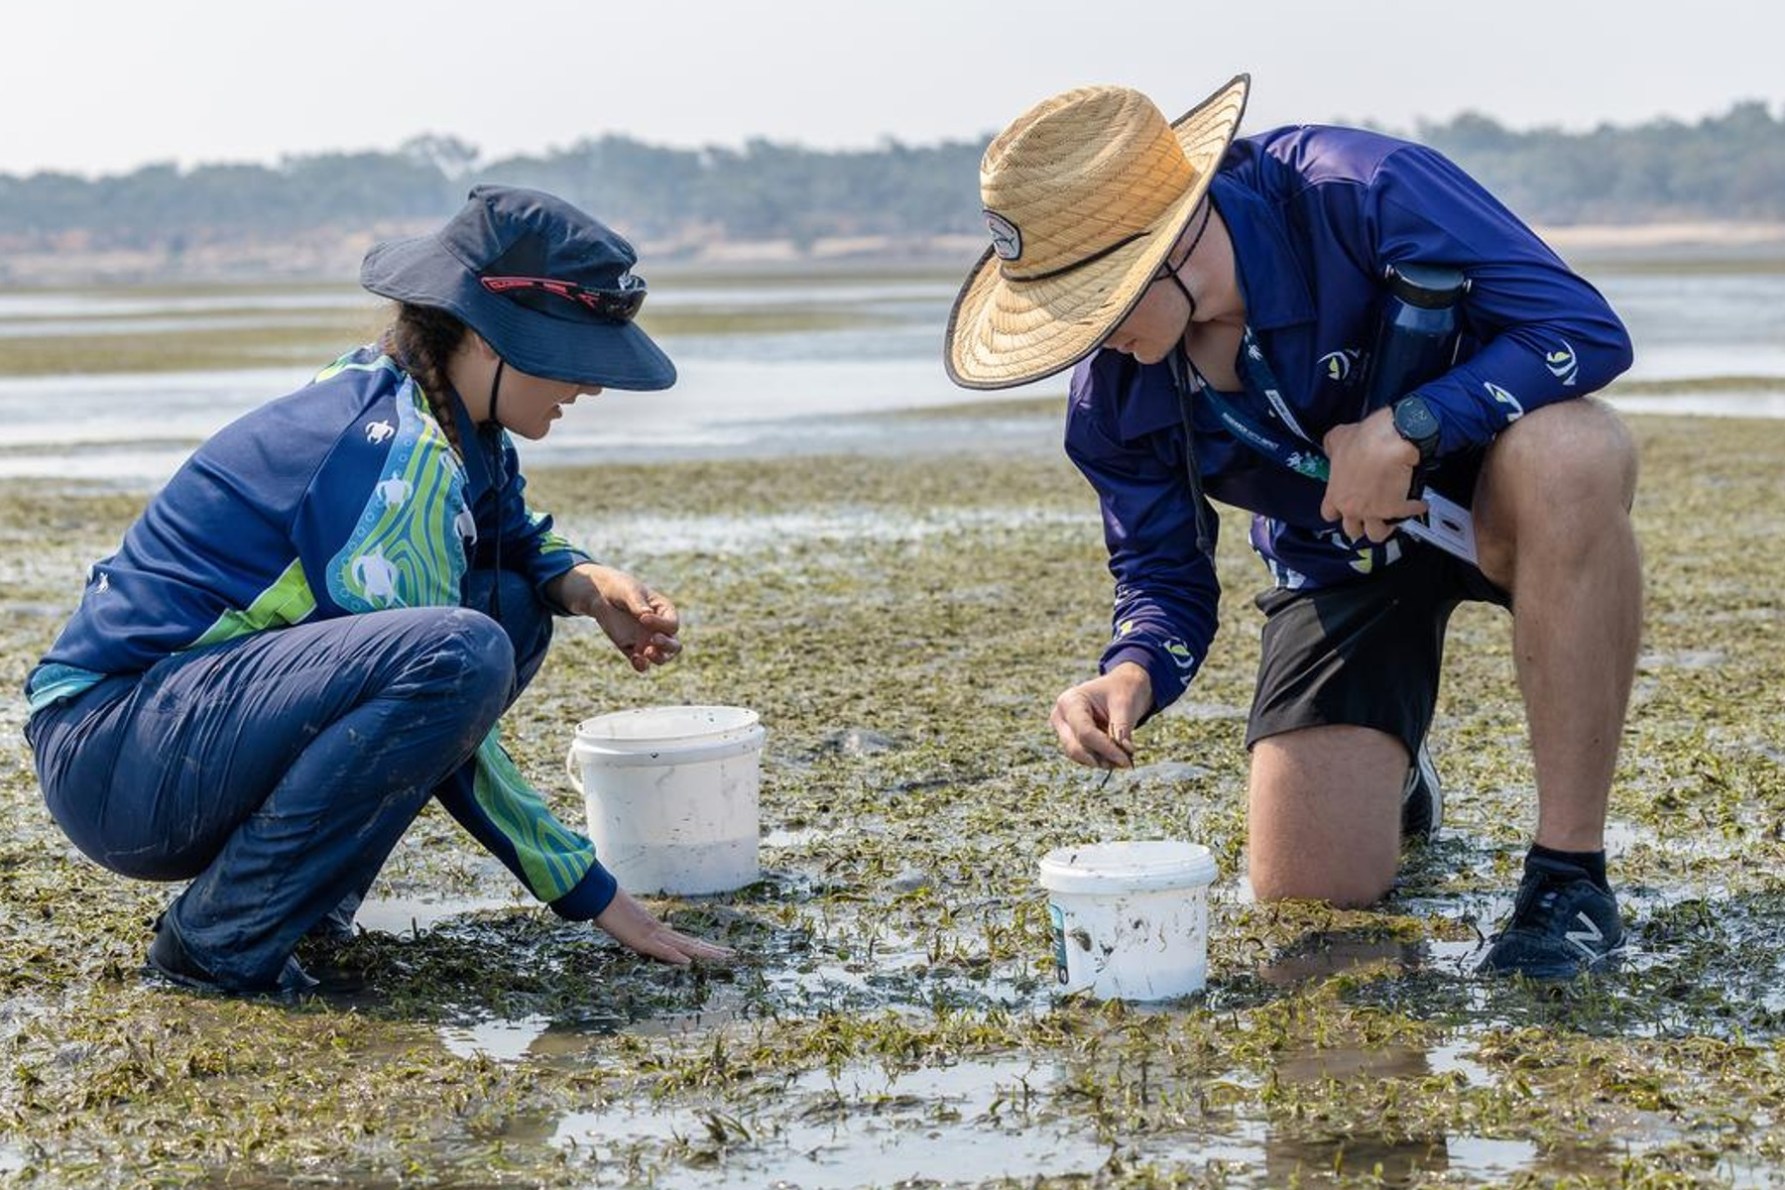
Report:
3,413,1785,1186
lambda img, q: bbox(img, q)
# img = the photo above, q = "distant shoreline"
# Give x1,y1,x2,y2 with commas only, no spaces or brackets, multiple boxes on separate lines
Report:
4,222,1785,287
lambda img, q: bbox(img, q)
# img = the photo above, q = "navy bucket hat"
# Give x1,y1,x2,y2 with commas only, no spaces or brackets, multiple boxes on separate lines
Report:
361,185,676,391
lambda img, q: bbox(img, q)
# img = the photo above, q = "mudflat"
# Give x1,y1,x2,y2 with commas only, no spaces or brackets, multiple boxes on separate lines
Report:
2,410,1781,1186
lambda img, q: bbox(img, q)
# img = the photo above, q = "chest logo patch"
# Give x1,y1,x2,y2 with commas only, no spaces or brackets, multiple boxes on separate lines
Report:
1317,349,1360,382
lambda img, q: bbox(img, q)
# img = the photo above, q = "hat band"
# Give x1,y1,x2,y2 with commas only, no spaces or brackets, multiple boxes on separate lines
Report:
1001,230,1150,283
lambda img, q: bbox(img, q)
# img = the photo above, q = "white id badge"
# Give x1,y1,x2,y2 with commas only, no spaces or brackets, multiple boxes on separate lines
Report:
1398,486,1479,566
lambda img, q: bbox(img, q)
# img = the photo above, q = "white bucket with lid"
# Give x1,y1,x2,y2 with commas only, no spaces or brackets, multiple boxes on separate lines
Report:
566,705,765,896
1038,840,1218,1001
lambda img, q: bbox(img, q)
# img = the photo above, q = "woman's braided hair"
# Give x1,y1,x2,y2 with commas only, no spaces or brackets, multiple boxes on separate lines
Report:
381,303,468,458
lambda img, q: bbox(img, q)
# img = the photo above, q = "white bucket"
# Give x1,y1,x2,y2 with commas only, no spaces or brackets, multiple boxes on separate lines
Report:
565,705,765,896
1038,840,1218,1001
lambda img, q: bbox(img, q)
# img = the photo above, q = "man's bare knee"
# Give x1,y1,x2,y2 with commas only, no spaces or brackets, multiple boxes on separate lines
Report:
1250,861,1395,908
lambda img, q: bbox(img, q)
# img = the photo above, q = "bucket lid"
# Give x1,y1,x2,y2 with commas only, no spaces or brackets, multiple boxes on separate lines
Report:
574,705,760,746
1038,840,1217,895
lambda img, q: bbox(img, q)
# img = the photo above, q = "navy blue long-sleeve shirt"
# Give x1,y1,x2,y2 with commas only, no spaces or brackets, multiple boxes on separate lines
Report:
1067,125,1633,711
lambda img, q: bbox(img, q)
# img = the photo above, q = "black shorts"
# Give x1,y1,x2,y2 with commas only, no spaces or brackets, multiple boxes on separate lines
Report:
1245,542,1510,758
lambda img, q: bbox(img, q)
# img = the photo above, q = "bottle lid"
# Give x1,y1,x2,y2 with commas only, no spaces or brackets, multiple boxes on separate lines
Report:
1385,262,1469,308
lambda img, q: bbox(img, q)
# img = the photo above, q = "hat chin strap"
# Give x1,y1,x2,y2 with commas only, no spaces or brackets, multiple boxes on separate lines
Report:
1163,198,1214,329
484,358,506,428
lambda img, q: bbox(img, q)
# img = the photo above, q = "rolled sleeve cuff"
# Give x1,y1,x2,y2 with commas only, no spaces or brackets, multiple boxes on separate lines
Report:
535,550,594,616
548,858,619,921
1101,643,1186,723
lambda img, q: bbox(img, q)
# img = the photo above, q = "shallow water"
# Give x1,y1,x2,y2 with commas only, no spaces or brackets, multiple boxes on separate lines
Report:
3,265,1783,486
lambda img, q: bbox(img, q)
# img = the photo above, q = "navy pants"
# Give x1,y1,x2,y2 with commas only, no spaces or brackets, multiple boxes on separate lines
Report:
28,571,552,989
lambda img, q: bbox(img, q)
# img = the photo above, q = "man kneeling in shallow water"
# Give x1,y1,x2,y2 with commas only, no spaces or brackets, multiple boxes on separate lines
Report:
944,76,1638,980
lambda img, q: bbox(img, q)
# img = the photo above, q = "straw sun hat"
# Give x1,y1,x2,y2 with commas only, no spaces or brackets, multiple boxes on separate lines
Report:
944,75,1250,390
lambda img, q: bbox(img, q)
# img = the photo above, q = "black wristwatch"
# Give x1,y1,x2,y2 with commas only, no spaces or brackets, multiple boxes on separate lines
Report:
1391,395,1442,465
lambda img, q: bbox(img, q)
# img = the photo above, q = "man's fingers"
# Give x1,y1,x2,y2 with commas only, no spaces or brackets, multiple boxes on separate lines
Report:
1052,700,1133,769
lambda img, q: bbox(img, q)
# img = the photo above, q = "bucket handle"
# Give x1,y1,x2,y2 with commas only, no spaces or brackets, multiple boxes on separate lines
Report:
565,729,767,771
565,745,583,795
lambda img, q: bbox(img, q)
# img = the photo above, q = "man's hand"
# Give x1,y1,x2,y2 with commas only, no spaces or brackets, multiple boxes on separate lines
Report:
1320,407,1428,543
547,562,681,672
595,888,735,965
1050,662,1154,769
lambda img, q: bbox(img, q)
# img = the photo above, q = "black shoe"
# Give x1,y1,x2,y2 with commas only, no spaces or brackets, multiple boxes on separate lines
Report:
1476,870,1626,980
306,889,364,944
1400,742,1443,845
146,917,319,999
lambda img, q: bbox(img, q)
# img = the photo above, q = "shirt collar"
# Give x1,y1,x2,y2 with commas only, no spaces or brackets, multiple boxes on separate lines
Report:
1210,173,1317,332
445,385,501,496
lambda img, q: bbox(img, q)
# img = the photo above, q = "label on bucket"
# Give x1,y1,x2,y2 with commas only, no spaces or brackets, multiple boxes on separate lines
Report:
1048,903,1069,985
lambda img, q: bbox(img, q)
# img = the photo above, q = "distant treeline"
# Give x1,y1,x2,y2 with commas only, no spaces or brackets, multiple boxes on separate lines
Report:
1,102,1781,254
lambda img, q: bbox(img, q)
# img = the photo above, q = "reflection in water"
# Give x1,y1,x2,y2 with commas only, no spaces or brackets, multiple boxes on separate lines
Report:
1254,931,1427,988
548,1058,1134,1187
1264,1042,1452,1186
1256,933,1451,1185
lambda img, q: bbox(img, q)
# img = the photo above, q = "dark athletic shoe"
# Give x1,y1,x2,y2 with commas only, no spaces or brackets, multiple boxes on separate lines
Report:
306,889,365,944
1476,870,1627,979
146,917,319,998
1400,742,1443,845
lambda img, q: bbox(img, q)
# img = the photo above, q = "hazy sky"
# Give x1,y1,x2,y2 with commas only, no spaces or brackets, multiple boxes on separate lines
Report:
8,0,1779,177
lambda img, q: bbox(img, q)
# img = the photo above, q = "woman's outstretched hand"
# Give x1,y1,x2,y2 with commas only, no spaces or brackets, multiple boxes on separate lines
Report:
594,889,736,966
548,562,681,672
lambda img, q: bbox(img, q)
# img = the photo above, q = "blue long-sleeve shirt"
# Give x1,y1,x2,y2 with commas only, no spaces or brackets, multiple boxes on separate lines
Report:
27,346,617,918
1067,125,1634,712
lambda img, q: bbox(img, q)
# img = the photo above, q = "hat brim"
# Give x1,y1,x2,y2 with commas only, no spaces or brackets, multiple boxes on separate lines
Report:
360,235,677,392
945,74,1250,391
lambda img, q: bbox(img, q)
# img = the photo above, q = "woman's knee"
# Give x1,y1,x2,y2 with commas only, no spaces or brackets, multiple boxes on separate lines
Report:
430,607,517,711
370,607,516,729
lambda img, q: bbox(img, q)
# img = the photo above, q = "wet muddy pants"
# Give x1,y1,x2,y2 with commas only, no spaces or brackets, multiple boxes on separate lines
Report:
27,570,551,989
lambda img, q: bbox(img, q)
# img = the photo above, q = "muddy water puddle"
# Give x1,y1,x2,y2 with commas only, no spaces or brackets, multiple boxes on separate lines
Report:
347,886,1776,1187
548,1058,1253,1186
539,1046,1657,1188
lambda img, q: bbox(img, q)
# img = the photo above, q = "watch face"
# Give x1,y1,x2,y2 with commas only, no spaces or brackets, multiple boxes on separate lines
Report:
1395,398,1439,443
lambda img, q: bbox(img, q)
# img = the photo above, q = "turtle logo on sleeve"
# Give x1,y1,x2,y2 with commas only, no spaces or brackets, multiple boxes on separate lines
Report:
375,477,412,509
350,546,403,607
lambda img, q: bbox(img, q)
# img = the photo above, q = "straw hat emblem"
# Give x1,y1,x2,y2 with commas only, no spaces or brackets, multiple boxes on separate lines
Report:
944,75,1250,390
985,211,1023,261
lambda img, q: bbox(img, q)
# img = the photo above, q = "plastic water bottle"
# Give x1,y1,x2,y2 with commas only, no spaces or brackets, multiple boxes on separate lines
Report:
1361,262,1469,412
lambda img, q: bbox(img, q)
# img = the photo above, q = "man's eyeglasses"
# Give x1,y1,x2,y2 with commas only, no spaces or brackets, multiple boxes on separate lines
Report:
479,274,646,323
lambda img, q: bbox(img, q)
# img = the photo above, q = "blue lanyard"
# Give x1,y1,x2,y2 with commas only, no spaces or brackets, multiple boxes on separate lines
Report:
1187,327,1331,483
